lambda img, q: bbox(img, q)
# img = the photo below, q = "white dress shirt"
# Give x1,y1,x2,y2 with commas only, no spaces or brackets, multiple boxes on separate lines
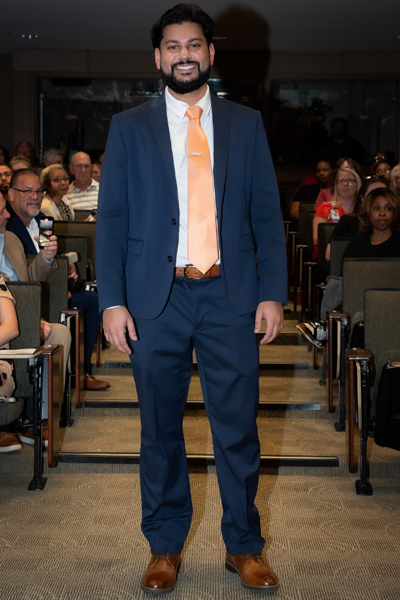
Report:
165,85,220,267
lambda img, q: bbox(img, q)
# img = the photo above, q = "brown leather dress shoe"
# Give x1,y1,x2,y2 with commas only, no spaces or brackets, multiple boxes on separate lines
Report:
141,553,180,593
225,553,279,590
84,374,110,391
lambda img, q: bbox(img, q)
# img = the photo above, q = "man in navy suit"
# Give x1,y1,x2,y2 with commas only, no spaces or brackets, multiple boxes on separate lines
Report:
96,4,286,593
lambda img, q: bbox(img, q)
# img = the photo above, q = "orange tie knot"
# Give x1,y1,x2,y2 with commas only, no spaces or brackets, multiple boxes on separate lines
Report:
185,105,203,121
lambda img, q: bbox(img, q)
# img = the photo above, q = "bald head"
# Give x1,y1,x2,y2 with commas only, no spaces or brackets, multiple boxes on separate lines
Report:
70,152,92,190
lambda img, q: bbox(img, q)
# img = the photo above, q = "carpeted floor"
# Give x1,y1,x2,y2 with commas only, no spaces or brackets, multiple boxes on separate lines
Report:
1,472,399,600
1,309,400,599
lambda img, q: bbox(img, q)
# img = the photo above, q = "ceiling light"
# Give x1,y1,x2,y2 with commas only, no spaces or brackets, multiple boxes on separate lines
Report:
20,34,40,40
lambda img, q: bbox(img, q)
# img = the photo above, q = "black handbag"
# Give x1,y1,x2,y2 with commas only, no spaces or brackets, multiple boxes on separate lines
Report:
374,361,400,451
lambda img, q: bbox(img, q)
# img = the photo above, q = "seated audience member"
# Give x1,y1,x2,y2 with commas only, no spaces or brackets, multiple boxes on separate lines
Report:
14,141,40,172
6,169,109,391
91,162,102,183
375,161,392,185
314,156,364,211
64,152,99,210
312,166,361,259
371,151,389,173
298,188,400,346
0,275,21,453
0,189,72,446
40,165,75,221
390,164,400,198
290,156,335,220
42,148,64,168
98,152,105,163
324,178,387,261
0,146,11,166
10,155,31,172
320,117,370,165
0,164,11,202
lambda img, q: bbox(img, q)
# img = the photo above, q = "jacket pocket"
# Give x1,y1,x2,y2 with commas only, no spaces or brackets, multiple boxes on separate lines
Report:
240,233,255,252
127,238,144,256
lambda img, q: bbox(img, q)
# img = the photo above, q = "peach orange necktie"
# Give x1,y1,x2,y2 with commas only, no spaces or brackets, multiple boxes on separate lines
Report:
185,105,218,274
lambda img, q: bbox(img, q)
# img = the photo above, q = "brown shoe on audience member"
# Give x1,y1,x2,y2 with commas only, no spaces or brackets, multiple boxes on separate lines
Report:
19,419,49,448
0,432,22,453
84,374,110,390
141,553,181,593
225,552,279,590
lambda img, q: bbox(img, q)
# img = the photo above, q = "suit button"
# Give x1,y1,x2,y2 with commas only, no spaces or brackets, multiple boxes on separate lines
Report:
168,256,173,262
172,218,176,225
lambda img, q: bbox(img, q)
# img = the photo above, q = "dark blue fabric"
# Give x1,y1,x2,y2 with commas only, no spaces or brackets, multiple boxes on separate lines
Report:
130,275,263,555
95,90,287,554
96,91,287,319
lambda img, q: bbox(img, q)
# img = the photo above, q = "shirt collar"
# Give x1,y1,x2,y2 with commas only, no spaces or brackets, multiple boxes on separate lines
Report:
165,85,211,120
28,218,38,232
69,178,98,193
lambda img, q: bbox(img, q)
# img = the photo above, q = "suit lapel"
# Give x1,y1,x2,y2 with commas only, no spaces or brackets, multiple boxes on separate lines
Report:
149,94,179,203
211,92,230,219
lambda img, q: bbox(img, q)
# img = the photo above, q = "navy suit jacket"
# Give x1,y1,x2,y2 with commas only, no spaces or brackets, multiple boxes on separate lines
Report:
96,91,287,319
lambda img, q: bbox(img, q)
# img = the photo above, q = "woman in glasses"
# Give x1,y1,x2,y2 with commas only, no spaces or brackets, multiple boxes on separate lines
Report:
312,166,362,259
40,164,75,221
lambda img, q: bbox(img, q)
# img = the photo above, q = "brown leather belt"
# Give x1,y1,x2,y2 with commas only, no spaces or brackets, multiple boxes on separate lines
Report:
175,265,220,279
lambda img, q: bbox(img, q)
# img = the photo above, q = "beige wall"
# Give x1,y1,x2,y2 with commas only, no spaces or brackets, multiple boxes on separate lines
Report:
5,48,400,161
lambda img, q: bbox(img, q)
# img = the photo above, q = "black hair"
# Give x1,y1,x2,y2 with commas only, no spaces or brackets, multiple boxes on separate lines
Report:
9,168,39,190
150,3,214,49
311,153,336,172
331,117,348,134
358,187,400,234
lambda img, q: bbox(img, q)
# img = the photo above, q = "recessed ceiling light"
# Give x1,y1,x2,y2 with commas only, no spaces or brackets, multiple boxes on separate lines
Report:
20,34,40,39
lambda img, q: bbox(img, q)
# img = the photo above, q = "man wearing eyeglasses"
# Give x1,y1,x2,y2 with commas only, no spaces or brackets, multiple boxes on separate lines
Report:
65,152,99,211
6,168,109,391
0,165,11,202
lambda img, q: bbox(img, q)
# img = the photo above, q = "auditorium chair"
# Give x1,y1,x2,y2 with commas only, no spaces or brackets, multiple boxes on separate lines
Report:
326,258,400,433
345,288,400,495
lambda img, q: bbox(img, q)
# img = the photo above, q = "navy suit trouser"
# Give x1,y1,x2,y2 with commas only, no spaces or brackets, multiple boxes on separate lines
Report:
129,274,265,555
70,290,101,373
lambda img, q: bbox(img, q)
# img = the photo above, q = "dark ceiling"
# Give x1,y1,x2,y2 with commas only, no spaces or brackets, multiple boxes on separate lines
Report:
1,0,400,53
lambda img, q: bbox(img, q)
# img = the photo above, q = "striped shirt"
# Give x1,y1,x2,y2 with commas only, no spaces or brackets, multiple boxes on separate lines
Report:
64,179,99,210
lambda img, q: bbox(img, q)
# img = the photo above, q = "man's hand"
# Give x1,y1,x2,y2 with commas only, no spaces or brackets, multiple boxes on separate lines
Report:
254,301,284,345
40,318,52,343
102,306,137,354
35,234,58,261
68,263,78,280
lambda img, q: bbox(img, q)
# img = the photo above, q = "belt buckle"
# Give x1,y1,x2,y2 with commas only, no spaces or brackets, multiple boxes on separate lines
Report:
183,265,189,279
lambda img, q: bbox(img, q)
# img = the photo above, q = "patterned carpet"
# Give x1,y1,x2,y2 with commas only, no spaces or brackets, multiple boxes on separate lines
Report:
1,313,400,599
1,472,399,600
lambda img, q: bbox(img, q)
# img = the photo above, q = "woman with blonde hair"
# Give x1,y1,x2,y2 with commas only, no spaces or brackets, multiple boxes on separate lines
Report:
40,164,75,221
312,166,362,259
390,164,400,199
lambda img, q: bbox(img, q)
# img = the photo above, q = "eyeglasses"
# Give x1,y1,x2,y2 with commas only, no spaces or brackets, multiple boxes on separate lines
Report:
0,172,11,179
376,168,391,175
52,176,69,183
12,188,44,198
338,179,356,186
